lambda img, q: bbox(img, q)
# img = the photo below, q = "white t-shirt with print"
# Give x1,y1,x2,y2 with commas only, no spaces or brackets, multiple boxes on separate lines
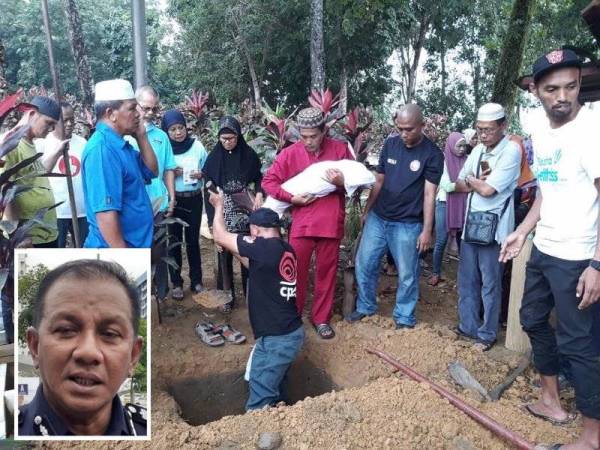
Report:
35,133,87,218
532,107,600,260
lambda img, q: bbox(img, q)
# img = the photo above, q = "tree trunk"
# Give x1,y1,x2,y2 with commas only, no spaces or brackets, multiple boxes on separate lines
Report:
491,0,535,117
338,63,348,115
62,0,94,107
473,61,481,110
440,42,447,99
230,15,261,108
310,0,325,91
0,38,7,96
131,0,148,89
398,14,430,104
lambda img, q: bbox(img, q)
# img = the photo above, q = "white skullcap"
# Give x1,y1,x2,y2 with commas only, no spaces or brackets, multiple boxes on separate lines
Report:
477,103,505,122
94,79,135,102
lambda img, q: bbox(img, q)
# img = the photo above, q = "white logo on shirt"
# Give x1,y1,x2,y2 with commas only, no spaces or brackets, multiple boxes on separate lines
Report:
410,160,421,172
387,158,397,165
279,280,296,302
243,236,256,244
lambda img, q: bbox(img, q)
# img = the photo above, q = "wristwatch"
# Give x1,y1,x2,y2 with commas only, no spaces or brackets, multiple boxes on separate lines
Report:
590,259,600,271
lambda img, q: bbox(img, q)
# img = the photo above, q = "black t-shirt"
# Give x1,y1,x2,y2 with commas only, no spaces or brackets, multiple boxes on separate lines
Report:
373,135,443,222
237,235,303,339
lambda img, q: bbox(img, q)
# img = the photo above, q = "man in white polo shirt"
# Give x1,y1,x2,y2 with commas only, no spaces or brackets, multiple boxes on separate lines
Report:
501,49,600,450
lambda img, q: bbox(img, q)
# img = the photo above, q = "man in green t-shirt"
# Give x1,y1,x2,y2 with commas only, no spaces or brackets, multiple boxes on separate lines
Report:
1,96,68,247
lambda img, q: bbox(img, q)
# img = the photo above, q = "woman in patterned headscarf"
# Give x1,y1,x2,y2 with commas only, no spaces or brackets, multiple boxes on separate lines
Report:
203,116,264,312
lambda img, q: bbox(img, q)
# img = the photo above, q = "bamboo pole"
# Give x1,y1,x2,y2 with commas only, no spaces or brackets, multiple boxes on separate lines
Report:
40,0,81,248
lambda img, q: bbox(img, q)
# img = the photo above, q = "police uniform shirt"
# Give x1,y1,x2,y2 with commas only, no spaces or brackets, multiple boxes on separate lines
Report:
18,385,146,436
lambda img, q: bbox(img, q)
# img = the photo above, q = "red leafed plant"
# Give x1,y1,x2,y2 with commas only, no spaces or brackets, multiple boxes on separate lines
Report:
184,90,210,121
259,102,298,154
308,88,340,114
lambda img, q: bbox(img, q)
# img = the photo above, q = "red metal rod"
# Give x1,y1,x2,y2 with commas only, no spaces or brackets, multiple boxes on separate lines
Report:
366,347,536,450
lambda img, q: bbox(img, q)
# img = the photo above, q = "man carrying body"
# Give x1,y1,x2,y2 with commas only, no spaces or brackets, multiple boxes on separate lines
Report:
346,104,443,329
453,103,521,351
127,86,176,300
262,107,353,339
82,79,158,248
1,96,67,248
36,102,88,247
209,190,304,410
501,49,600,450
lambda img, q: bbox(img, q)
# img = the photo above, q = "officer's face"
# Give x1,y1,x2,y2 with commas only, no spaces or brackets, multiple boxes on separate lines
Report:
27,276,142,425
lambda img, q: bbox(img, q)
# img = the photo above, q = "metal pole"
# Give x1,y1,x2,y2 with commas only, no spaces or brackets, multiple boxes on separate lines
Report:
366,348,536,450
131,0,148,89
40,0,81,248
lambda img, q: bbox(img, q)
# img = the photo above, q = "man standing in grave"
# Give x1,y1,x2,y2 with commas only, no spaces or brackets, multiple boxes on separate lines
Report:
208,189,304,410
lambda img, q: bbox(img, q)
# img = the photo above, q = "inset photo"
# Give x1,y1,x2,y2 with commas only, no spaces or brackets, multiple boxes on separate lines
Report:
14,248,150,440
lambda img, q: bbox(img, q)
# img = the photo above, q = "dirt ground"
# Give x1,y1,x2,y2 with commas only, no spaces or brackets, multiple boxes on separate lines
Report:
44,238,581,450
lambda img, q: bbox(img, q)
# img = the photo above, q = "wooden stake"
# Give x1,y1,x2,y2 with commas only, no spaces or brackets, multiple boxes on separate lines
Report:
505,238,532,352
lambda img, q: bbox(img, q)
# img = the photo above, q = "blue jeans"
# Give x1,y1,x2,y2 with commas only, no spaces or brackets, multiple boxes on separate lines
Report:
458,241,504,343
246,326,305,410
1,291,13,344
57,217,89,248
355,211,422,327
432,201,448,276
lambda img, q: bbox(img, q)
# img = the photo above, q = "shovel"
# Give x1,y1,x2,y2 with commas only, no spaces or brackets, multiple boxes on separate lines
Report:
448,351,532,402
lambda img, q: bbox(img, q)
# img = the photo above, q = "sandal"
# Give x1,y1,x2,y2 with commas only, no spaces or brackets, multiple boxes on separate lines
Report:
220,302,233,314
473,339,496,352
172,286,184,301
214,324,246,344
314,323,335,340
452,326,475,341
194,321,225,347
524,404,578,426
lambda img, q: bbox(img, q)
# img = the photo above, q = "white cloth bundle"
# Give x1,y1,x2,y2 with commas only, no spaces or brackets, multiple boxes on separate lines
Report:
263,159,375,216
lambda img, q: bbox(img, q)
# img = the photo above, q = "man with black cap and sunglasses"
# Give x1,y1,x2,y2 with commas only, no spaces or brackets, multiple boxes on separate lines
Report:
1,95,69,247
501,49,600,450
208,189,304,411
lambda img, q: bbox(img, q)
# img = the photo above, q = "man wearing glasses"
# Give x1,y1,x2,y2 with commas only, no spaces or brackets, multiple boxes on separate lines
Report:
453,103,521,351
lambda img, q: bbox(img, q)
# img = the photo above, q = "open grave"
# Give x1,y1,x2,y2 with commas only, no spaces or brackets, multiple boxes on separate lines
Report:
169,355,339,426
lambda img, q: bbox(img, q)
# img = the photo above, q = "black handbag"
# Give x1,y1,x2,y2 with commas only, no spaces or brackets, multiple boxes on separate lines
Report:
463,152,511,246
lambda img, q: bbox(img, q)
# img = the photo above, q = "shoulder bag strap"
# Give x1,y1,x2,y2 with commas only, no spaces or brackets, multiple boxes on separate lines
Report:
466,151,485,215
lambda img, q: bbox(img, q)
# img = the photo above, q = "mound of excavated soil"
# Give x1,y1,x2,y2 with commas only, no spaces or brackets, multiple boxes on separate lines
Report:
41,241,580,450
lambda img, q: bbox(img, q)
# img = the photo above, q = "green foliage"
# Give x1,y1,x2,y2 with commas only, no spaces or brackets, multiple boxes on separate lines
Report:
0,0,165,99
133,318,147,392
17,264,49,344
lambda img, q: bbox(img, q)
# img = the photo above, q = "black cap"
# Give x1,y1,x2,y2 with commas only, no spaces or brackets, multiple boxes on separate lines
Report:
248,208,281,228
532,49,582,83
29,96,61,121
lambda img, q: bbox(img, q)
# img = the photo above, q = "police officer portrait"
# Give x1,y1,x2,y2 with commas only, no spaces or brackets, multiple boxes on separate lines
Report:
15,250,149,439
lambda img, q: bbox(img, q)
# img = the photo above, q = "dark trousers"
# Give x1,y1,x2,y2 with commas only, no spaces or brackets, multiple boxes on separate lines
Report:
168,194,203,288
33,239,58,248
217,250,249,306
520,246,600,419
153,212,169,300
1,291,13,344
57,217,89,248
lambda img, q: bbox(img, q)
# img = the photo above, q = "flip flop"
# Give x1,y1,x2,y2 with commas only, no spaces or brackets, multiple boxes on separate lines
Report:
194,321,225,347
314,323,335,339
473,339,496,352
214,324,246,344
524,404,578,426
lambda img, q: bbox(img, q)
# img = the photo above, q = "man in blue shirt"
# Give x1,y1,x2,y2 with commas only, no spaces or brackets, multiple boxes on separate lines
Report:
347,104,443,329
82,79,158,248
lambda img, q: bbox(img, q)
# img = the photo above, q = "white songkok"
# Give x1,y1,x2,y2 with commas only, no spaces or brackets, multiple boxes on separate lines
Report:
476,103,505,122
94,79,135,102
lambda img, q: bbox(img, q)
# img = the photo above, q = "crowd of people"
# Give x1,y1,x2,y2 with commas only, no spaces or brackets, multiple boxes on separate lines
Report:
1,47,599,448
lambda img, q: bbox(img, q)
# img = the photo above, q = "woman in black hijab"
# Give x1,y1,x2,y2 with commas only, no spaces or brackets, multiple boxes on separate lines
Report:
204,116,264,312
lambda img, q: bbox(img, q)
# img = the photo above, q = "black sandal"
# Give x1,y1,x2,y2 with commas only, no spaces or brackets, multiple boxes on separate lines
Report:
314,323,335,339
